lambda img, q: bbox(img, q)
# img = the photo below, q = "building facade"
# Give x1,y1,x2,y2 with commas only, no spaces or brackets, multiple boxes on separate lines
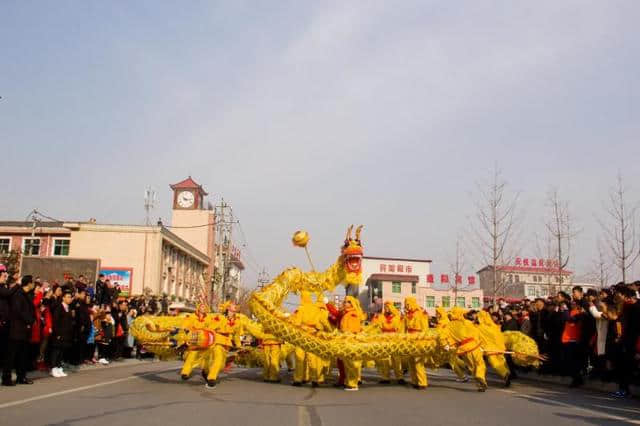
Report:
359,256,483,316
478,257,574,301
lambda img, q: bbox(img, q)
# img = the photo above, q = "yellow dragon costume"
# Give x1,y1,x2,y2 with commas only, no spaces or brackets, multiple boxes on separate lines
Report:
131,225,541,390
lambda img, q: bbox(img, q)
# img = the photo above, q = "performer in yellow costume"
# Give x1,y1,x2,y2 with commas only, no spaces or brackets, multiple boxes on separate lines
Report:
435,307,468,382
203,301,243,388
291,291,332,387
315,293,333,385
371,301,405,384
260,334,283,383
444,307,487,391
403,297,429,389
476,310,511,387
180,302,216,381
340,295,366,391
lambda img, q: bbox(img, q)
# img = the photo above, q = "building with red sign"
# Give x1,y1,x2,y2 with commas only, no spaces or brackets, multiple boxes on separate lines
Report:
359,256,483,316
477,257,575,301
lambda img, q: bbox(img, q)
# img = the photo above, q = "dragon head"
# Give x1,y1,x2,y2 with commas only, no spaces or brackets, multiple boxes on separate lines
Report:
341,225,364,286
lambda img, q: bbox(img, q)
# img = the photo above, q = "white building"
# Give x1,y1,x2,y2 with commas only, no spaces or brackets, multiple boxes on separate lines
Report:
358,256,483,316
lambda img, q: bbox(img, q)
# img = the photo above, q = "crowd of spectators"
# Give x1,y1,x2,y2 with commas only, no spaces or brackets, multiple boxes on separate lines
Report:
0,267,167,386
483,281,640,398
2,262,639,398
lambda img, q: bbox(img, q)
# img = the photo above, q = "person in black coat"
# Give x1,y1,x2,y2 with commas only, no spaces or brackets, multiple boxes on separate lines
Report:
111,300,129,360
2,275,36,386
71,286,91,364
0,265,19,373
50,290,75,377
95,274,105,306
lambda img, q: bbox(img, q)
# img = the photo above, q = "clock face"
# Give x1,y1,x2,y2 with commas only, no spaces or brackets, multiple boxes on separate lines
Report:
177,191,195,208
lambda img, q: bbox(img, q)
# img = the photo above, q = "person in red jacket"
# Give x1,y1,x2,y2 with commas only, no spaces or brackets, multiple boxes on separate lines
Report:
29,284,45,371
326,301,345,386
37,287,55,371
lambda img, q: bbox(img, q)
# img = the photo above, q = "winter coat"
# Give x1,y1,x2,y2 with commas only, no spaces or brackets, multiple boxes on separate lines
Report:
30,291,44,343
111,310,128,338
73,300,92,340
51,303,75,348
0,283,19,324
9,289,36,341
95,280,105,305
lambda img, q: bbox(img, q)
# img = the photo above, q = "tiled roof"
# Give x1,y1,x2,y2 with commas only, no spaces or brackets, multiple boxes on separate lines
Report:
169,176,208,195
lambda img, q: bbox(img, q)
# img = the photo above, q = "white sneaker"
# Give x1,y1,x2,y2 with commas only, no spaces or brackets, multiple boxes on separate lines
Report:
51,368,63,378
59,368,68,377
98,358,109,365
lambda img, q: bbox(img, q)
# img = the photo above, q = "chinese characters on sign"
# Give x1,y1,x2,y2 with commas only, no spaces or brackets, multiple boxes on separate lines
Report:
379,264,414,273
514,257,560,268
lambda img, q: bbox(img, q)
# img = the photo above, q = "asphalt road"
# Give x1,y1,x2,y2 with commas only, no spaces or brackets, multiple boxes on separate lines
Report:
1,361,639,426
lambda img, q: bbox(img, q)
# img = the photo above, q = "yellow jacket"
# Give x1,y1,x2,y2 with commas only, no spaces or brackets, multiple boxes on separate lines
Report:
340,296,365,333
371,302,404,333
404,297,428,333
444,307,482,355
476,311,506,353
291,292,331,332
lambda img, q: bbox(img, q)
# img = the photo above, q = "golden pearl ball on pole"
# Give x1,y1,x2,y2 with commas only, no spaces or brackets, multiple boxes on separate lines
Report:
292,230,310,248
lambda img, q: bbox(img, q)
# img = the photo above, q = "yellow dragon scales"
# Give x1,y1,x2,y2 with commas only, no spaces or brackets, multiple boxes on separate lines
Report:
132,225,541,368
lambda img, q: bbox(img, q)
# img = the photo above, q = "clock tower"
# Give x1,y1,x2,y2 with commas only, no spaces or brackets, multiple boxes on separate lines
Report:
169,177,215,283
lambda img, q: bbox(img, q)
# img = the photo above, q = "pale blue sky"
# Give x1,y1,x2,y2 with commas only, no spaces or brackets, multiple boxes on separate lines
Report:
2,1,639,286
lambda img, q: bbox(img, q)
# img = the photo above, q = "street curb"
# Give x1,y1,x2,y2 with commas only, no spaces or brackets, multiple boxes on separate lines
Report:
516,371,640,395
22,358,160,381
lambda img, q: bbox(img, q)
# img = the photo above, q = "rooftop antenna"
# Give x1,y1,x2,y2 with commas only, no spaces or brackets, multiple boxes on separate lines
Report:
144,187,157,225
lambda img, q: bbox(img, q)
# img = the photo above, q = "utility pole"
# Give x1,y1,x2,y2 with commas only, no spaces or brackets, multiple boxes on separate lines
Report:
257,268,270,289
214,199,235,304
144,187,157,226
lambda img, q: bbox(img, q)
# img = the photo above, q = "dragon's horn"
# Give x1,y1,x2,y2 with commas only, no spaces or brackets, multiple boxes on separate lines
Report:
355,225,363,241
345,225,354,241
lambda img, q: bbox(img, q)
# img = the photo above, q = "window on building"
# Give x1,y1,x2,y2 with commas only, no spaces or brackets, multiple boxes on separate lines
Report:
471,297,481,308
456,297,465,307
541,286,549,297
514,275,520,283
508,274,513,283
441,296,450,308
393,302,402,310
53,239,70,256
411,282,416,294
0,238,10,254
425,296,435,307
23,238,40,256
526,286,536,297
392,282,402,293
532,275,538,283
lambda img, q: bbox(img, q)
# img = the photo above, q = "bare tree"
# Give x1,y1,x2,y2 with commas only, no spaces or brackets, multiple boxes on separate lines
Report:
544,188,578,289
471,166,520,303
599,173,639,283
448,234,466,304
533,231,557,298
589,239,611,288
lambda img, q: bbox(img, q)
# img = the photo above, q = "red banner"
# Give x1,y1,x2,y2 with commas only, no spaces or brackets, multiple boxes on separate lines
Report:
455,274,462,284
468,276,476,285
426,274,434,283
441,274,449,284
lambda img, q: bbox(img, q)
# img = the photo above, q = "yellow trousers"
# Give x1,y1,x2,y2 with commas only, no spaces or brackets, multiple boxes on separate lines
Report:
378,356,403,381
408,357,428,387
486,354,510,379
460,349,487,386
294,347,322,383
344,359,362,388
450,355,468,379
206,344,229,381
180,350,206,377
263,345,281,381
